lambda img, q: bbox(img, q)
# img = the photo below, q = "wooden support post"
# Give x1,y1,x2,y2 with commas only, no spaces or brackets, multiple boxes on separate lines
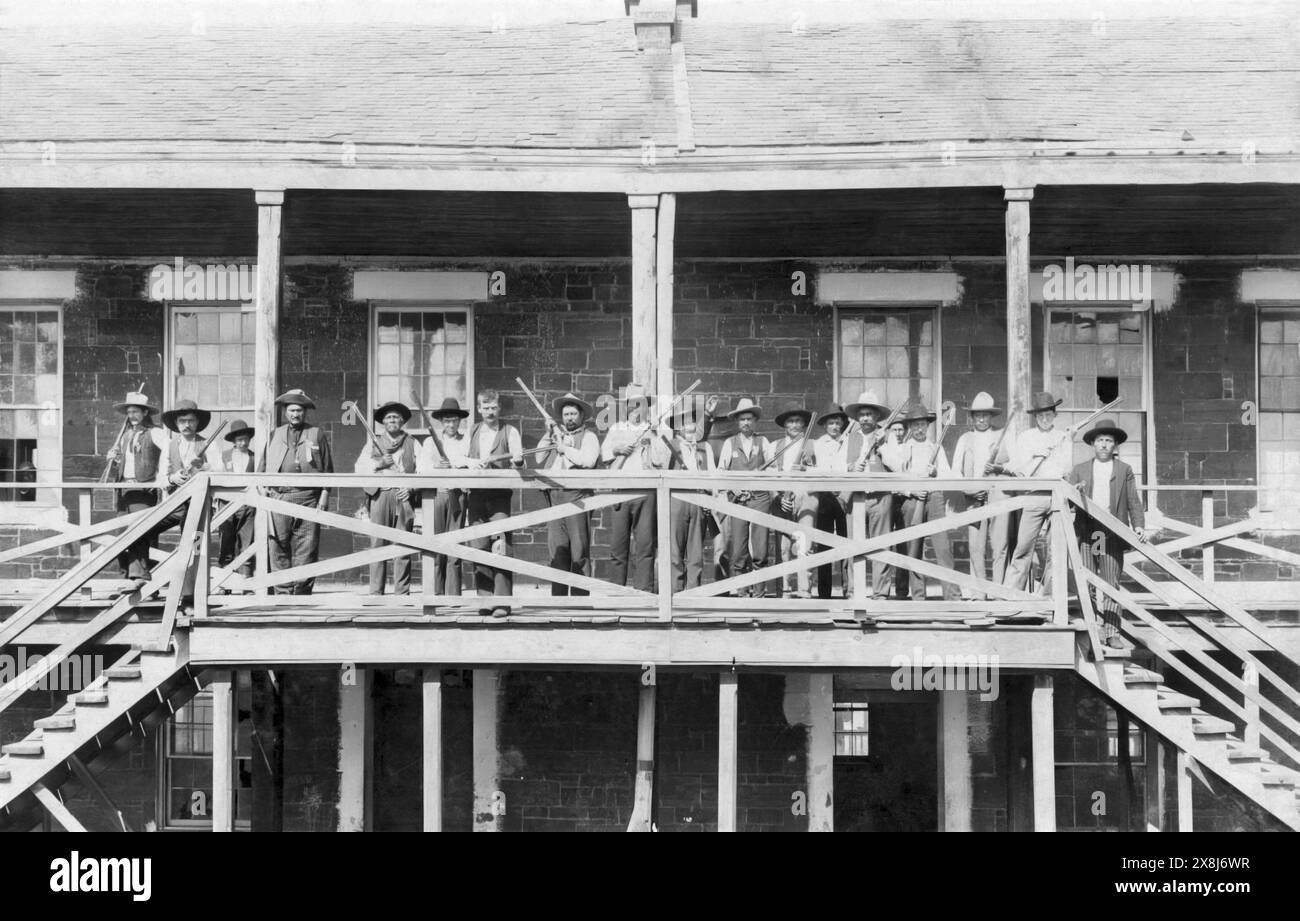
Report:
1243,661,1260,749
938,690,972,832
472,668,502,832
421,490,439,605
254,507,270,591
657,483,673,620
423,669,443,832
850,495,867,605
806,673,834,832
195,496,212,618
1004,187,1035,432
656,192,676,402
718,671,738,832
1050,502,1069,626
337,666,373,832
629,194,659,390
33,783,87,832
1201,490,1215,583
1030,673,1056,831
628,678,657,832
78,490,92,562
1144,731,1165,832
1176,750,1194,831
254,190,283,442
211,669,235,832
68,755,132,832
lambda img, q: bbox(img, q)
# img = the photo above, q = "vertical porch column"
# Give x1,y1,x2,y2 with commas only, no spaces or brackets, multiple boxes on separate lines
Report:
254,190,284,584
1176,751,1194,831
473,668,503,831
337,667,373,832
806,672,835,832
655,193,677,401
628,678,657,831
1144,731,1166,832
210,670,235,832
718,671,738,832
423,669,444,832
938,690,972,832
629,194,659,390
1030,673,1056,831
1004,187,1035,427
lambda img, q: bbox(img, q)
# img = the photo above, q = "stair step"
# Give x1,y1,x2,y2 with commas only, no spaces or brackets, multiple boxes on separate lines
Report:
0,766,9,782
105,665,142,680
1123,667,1163,686
1258,770,1297,790
1101,645,1133,660
1226,746,1270,764
34,714,76,731
2,740,43,757
1192,715,1236,736
71,689,109,705
1156,691,1198,712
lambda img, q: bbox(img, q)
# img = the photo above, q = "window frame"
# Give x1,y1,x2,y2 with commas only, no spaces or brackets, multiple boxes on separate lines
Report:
162,300,257,428
0,300,64,521
155,678,253,832
832,701,871,760
367,301,475,435
1041,302,1157,495
832,302,944,413
1255,301,1300,523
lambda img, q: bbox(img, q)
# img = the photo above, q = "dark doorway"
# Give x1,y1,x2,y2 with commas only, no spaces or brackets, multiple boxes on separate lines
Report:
833,699,938,832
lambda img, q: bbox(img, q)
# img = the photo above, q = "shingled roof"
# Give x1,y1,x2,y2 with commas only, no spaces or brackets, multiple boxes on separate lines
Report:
1,14,1296,178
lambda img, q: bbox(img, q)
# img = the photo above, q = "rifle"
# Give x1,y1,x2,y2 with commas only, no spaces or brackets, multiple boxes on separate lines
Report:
611,379,703,471
99,418,130,484
762,411,818,471
167,419,229,491
411,391,449,465
515,377,563,441
853,401,907,470
1027,396,1123,476
926,401,958,470
342,398,385,456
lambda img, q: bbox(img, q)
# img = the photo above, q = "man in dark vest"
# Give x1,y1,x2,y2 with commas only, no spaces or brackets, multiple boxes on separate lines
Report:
663,404,716,591
537,392,601,596
257,389,334,595
715,397,775,596
355,401,419,596
217,419,257,588
416,397,470,597
1068,418,1147,648
104,391,167,586
602,383,671,592
463,389,524,617
844,391,897,599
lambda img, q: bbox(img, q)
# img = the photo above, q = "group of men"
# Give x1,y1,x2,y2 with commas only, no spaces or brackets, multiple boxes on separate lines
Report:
105,382,1146,645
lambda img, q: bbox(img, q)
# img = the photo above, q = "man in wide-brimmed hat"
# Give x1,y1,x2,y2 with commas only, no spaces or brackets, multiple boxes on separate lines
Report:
663,399,718,591
257,388,334,595
216,419,257,587
1068,418,1147,647
462,389,525,617
417,397,471,597
950,392,1013,595
105,390,167,585
537,391,602,597
803,403,855,599
715,397,776,596
1003,391,1071,593
843,390,898,598
355,401,420,596
602,383,672,592
769,401,817,598
158,399,219,490
880,398,959,601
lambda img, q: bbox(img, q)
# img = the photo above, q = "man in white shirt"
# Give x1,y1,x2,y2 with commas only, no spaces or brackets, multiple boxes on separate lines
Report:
463,389,525,617
664,406,716,591
416,397,470,597
880,398,959,601
950,391,1011,596
354,401,420,596
216,419,257,586
769,401,816,598
1003,391,1073,592
603,383,672,591
105,391,168,585
716,398,775,596
152,399,222,602
536,392,601,596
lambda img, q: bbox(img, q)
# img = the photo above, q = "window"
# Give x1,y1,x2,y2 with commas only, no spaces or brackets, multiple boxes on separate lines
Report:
834,702,870,757
837,307,937,409
1045,308,1150,478
159,673,253,830
1259,308,1300,516
370,305,473,429
0,308,60,505
167,304,256,436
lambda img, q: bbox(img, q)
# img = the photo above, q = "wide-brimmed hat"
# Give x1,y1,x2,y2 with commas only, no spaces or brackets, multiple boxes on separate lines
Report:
275,388,316,409
845,390,890,420
552,392,594,419
815,402,849,426
1082,418,1129,446
726,397,762,420
373,401,412,425
1027,391,1063,414
223,420,255,443
966,391,1003,416
774,402,812,427
161,399,212,433
429,397,469,420
895,398,936,424
113,391,157,414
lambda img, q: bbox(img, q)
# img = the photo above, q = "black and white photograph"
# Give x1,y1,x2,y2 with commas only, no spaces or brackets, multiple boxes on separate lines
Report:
0,0,1296,886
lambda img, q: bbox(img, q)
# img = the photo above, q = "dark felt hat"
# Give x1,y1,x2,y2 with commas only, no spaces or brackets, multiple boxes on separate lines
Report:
1028,391,1064,414
275,388,316,409
161,399,212,433
373,401,412,425
774,402,813,427
429,397,469,420
815,402,849,426
223,420,255,443
1082,418,1128,446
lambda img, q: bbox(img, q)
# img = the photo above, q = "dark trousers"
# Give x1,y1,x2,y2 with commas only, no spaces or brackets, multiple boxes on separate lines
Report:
430,489,463,596
829,491,895,598
367,489,413,595
547,488,591,596
898,491,959,600
270,488,322,595
610,494,656,591
726,492,771,596
670,499,703,591
217,504,255,578
467,489,512,597
1076,517,1124,631
117,486,157,580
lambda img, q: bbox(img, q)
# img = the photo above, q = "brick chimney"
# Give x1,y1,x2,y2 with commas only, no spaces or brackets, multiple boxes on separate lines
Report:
626,0,696,51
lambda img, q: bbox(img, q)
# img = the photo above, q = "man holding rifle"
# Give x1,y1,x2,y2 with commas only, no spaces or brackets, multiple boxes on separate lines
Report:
354,400,419,596
1001,391,1073,593
257,389,334,596
844,390,899,600
104,390,167,587
602,383,672,592
536,391,602,597
463,388,524,617
416,397,470,596
950,392,1011,596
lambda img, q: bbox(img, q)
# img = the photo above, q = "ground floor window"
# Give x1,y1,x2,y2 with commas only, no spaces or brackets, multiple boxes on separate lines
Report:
158,671,253,830
833,701,870,757
1258,308,1300,517
0,308,60,508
